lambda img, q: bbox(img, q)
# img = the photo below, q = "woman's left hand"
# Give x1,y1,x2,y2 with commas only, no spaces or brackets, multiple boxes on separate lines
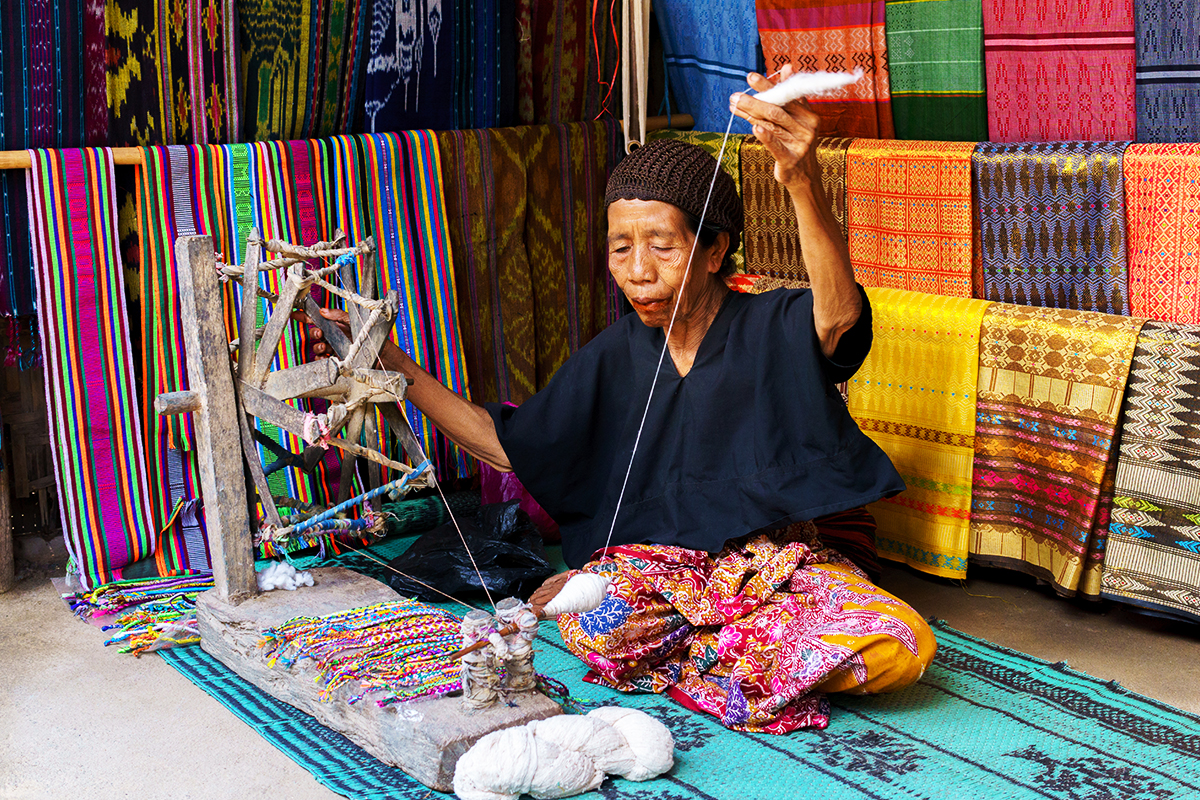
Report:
729,66,822,191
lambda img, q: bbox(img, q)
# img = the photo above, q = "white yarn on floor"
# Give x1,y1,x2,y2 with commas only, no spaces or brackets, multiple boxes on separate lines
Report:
452,708,675,800
255,561,314,592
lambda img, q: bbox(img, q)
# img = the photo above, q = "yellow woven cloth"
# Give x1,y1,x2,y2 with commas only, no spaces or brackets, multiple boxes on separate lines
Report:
846,140,976,298
848,287,992,578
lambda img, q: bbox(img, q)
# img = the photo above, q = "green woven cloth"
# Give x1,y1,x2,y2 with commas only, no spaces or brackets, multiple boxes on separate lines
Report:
885,0,987,141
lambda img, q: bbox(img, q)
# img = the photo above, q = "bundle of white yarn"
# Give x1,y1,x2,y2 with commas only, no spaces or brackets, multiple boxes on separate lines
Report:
256,561,314,592
453,707,675,800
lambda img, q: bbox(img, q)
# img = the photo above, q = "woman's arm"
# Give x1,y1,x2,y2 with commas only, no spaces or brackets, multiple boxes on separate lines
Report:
302,308,513,471
730,70,862,357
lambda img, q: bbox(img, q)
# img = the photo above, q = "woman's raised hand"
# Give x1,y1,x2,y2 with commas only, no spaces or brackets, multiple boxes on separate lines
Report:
729,66,822,191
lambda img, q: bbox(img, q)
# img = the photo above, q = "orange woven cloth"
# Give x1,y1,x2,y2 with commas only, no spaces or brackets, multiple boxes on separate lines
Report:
846,140,976,297
1124,143,1200,323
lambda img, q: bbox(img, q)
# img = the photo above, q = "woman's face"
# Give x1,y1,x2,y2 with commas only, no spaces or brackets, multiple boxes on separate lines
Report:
606,199,727,329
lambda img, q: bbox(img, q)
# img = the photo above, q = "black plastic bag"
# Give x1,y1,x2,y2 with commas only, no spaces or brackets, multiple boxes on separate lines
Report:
386,500,555,602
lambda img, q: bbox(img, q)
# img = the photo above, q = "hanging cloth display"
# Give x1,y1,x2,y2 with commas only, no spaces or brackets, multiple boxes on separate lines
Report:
365,0,458,132
884,0,986,141
847,289,992,579
970,303,1144,598
755,0,894,138
27,148,159,590
845,140,975,297
1135,1,1200,143
982,0,1136,142
517,0,609,124
973,141,1132,315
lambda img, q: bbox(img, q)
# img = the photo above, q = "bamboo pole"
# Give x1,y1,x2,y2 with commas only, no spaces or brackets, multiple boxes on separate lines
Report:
0,148,145,170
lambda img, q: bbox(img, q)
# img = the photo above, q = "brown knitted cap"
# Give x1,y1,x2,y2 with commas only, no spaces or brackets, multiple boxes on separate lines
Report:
604,139,743,234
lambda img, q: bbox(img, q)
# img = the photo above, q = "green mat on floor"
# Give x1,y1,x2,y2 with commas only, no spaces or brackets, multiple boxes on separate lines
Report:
162,537,1200,800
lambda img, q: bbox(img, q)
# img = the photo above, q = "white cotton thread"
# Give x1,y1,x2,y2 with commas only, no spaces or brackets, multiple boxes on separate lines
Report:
540,573,610,617
749,68,864,106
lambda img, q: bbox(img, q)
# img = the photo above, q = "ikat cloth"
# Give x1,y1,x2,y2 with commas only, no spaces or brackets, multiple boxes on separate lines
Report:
1124,143,1200,323
972,141,1132,315
970,303,1144,597
1103,321,1200,623
365,0,456,132
755,0,895,138
517,0,611,123
884,0,987,141
846,140,975,297
847,288,991,579
982,0,1136,142
558,520,936,734
1135,0,1200,143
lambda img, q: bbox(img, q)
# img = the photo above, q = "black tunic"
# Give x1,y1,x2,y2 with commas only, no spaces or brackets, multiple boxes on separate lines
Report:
486,286,905,568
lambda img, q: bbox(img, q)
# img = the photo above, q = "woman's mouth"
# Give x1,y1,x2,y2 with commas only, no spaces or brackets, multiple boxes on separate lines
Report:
631,297,670,313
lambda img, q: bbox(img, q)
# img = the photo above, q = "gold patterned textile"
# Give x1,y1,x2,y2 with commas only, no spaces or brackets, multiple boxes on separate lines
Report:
741,136,853,281
846,140,975,297
847,288,991,578
970,303,1144,596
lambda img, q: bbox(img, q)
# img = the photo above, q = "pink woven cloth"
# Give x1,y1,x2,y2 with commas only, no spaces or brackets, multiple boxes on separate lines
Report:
983,0,1136,142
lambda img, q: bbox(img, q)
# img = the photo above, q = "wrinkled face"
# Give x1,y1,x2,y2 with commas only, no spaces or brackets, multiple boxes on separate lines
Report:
606,199,726,329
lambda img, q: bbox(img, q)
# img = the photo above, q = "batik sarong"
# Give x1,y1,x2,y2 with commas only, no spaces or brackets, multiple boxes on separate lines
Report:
1124,143,1200,323
438,122,624,405
654,0,758,134
741,137,853,282
28,148,158,590
846,140,975,297
237,0,368,140
885,0,986,141
106,0,241,145
982,0,1136,142
365,0,456,132
755,0,894,138
558,519,936,734
973,142,1132,315
1135,1,1200,143
847,288,991,578
1103,321,1200,622
970,304,1144,597
362,132,473,479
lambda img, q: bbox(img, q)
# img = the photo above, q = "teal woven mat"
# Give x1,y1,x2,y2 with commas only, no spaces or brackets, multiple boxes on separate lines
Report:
161,614,1200,800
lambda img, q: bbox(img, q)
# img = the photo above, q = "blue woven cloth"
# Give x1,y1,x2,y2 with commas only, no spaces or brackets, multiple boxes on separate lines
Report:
1135,0,1200,143
161,615,1200,799
654,0,758,134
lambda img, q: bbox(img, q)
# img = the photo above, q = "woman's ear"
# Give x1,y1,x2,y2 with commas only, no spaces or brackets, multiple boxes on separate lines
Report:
709,231,731,273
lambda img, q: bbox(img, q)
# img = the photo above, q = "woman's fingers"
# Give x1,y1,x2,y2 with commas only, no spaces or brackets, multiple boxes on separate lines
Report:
528,570,577,614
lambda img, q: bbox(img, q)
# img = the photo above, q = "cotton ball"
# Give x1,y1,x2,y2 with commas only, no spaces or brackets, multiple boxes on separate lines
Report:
256,562,313,592
541,573,610,616
586,707,674,781
453,725,603,800
528,715,638,778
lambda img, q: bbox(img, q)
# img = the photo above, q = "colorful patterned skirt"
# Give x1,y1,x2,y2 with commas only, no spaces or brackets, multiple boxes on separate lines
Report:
558,515,936,734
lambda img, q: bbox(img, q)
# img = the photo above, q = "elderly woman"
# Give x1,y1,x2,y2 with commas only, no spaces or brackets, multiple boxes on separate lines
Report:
308,74,935,733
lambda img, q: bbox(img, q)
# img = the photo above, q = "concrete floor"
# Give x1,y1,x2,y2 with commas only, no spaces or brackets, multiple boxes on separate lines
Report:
2,563,1198,800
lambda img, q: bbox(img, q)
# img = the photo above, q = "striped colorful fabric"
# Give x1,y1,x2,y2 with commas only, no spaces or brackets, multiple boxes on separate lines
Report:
846,140,976,297
848,288,991,579
1104,321,1200,622
755,0,894,138
1135,2,1200,143
983,0,1136,142
27,148,158,590
970,303,1144,597
654,0,758,134
1124,143,1200,323
453,0,519,129
885,0,987,141
362,131,473,479
973,141,1132,315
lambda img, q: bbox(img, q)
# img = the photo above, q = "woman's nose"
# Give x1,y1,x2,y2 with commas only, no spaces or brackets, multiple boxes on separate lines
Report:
628,246,655,282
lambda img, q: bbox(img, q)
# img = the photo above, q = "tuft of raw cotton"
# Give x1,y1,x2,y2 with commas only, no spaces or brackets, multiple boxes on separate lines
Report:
749,68,864,106
255,561,315,592
540,573,610,617
452,708,674,800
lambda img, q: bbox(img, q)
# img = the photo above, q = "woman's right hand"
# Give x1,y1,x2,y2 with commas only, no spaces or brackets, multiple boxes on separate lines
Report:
293,307,409,372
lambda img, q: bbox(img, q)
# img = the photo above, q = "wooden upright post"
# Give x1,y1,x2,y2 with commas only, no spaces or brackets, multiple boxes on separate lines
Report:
174,235,257,604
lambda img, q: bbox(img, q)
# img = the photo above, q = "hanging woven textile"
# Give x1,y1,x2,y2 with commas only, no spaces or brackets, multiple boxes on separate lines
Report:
365,0,457,132
361,131,473,479
885,0,986,141
437,121,623,406
970,303,1144,597
654,0,758,134
848,289,991,579
1125,143,1200,323
1135,1,1200,143
237,0,369,140
516,0,612,123
973,141,1131,315
105,0,241,145
1104,321,1200,623
755,0,893,139
453,0,519,128
982,0,1136,142
741,136,853,282
27,148,158,590
846,140,975,297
